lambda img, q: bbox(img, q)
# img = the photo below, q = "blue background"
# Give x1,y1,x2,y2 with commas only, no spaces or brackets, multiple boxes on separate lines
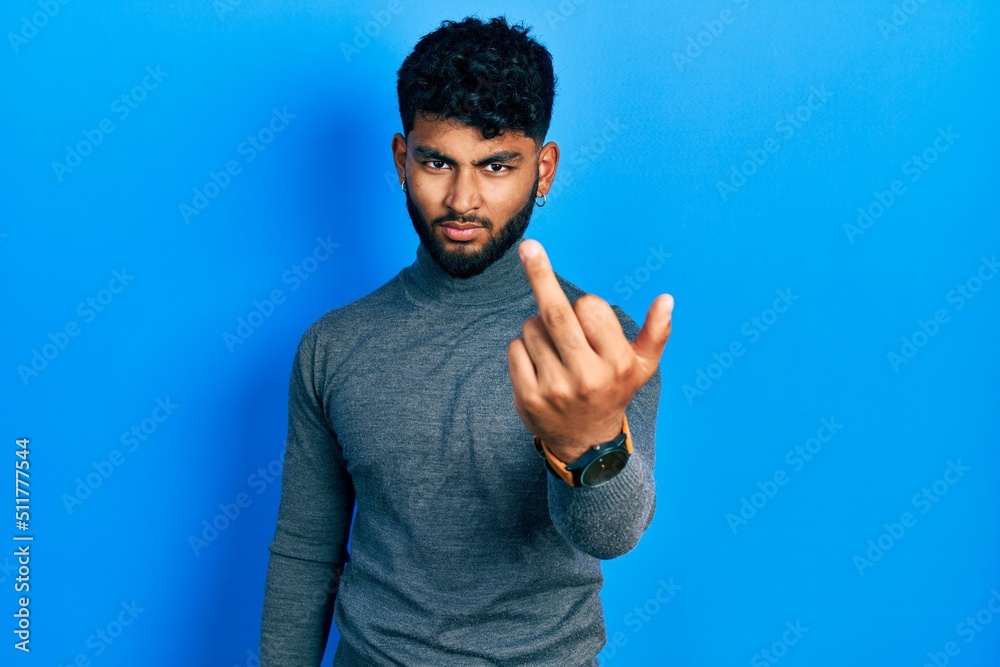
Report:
3,1,998,665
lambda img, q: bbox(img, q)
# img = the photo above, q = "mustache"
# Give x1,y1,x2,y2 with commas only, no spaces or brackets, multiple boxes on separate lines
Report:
433,214,493,229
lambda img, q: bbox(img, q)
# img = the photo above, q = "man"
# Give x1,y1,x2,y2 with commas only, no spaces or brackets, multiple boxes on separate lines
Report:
260,15,673,666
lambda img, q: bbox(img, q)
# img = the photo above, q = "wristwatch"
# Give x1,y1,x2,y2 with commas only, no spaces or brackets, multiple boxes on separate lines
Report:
533,415,632,488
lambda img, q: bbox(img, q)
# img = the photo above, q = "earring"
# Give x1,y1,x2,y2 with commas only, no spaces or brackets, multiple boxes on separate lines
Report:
535,193,546,207
401,179,407,193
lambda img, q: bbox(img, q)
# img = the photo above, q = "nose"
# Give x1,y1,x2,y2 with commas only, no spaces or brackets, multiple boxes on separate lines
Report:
443,168,482,218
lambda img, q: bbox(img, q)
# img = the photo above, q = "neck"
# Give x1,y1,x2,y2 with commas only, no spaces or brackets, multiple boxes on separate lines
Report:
403,239,533,307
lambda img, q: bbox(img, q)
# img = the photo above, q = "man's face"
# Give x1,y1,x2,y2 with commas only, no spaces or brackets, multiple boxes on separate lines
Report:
392,116,559,278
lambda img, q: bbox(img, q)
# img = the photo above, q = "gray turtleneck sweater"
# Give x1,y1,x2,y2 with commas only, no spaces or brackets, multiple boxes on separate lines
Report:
260,239,661,666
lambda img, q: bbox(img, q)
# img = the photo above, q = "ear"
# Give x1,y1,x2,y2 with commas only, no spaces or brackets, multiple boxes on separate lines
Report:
391,133,407,184
536,141,560,197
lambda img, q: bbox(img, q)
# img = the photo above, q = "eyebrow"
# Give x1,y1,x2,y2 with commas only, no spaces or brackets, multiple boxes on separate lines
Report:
412,145,524,167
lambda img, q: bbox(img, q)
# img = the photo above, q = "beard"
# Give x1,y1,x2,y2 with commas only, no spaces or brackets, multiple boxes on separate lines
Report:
405,173,539,279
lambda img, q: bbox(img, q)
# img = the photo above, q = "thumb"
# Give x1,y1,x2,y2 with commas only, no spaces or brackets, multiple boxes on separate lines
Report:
631,293,674,378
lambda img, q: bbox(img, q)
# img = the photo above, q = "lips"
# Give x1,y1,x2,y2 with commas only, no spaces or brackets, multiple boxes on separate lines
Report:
440,222,482,230
439,222,482,242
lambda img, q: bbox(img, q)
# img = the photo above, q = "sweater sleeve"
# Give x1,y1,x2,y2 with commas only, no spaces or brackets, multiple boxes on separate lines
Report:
546,306,662,559
260,322,356,665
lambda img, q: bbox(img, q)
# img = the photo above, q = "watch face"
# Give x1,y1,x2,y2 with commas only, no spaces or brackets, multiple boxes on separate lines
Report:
581,451,629,487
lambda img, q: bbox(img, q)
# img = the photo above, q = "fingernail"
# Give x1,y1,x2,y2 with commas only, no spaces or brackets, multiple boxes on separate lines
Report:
520,240,539,259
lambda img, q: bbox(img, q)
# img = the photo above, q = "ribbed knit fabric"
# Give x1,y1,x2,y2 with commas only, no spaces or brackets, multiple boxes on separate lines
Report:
260,238,661,666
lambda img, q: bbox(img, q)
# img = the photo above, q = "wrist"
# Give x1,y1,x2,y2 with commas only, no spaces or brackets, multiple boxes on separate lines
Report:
533,415,633,488
543,418,626,463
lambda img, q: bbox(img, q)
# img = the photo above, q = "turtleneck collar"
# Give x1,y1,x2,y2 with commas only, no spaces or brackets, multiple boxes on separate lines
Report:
402,238,534,307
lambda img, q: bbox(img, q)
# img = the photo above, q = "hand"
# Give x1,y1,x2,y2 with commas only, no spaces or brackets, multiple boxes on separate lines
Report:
507,239,673,463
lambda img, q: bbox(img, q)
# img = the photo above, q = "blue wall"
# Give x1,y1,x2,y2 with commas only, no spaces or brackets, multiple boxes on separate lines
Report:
3,1,998,665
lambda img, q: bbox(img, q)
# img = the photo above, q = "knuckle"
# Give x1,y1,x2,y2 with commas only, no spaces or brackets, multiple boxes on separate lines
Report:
580,366,615,398
508,337,527,361
573,293,607,316
574,295,614,335
576,376,599,398
578,294,613,321
612,355,633,380
544,381,572,408
540,304,570,329
521,391,544,413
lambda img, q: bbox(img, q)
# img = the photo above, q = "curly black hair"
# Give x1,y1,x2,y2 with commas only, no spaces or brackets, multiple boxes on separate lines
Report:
396,15,556,143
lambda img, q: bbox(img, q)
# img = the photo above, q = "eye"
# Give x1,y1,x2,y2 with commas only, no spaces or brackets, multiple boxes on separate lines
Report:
424,160,448,170
486,163,511,174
